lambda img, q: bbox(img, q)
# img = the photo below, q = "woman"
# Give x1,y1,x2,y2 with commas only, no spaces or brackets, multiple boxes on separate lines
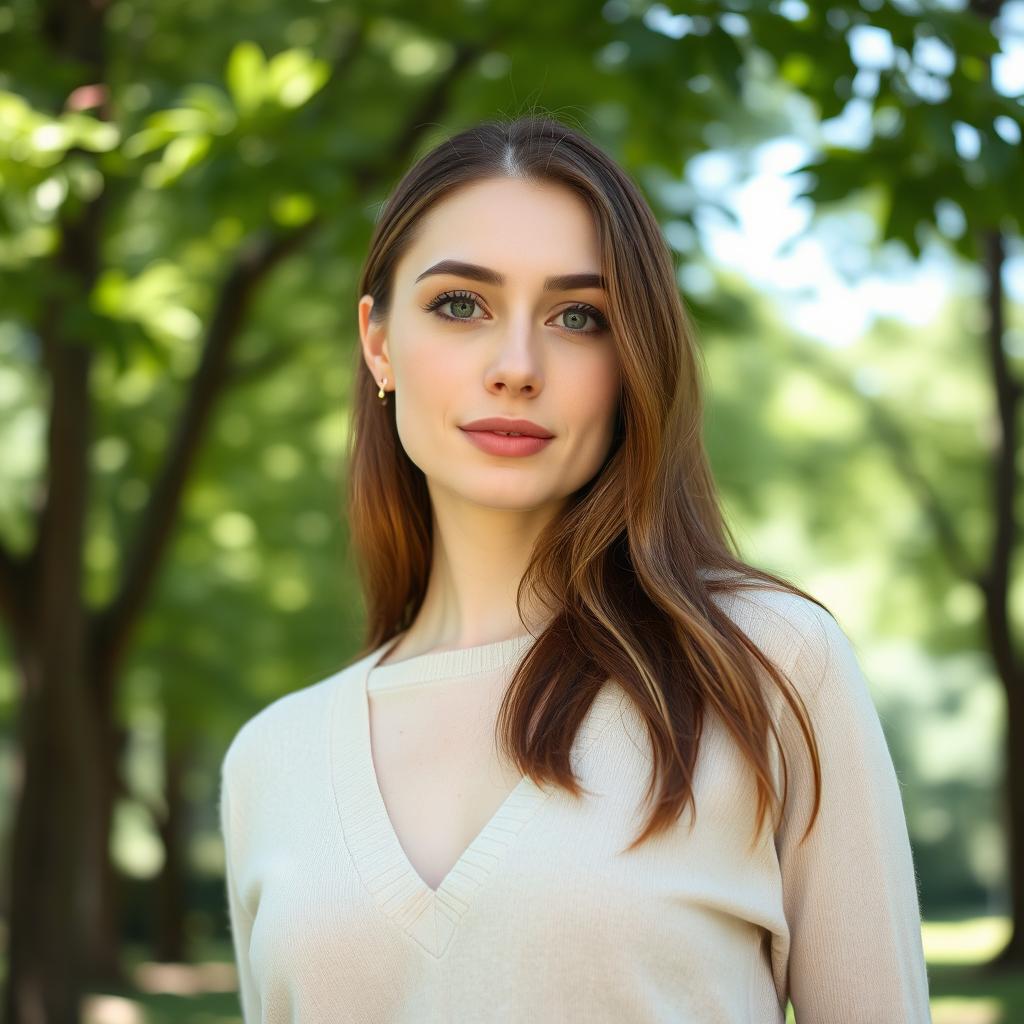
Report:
219,115,932,1022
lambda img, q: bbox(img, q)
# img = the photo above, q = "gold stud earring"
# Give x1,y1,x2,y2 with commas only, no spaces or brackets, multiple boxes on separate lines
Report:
378,377,387,404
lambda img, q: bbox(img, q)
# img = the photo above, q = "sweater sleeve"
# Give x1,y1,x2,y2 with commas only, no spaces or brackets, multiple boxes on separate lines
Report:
219,763,261,1023
774,609,932,1023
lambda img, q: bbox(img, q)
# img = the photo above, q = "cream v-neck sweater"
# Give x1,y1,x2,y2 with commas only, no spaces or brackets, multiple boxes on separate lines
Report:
218,586,932,1022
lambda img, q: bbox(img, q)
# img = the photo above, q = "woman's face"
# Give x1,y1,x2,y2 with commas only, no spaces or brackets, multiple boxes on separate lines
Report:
358,176,622,513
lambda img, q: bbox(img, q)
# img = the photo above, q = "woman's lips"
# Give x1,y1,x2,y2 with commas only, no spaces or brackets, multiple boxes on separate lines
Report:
459,429,553,457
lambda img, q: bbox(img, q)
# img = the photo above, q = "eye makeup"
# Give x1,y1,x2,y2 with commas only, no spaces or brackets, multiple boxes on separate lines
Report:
420,289,610,334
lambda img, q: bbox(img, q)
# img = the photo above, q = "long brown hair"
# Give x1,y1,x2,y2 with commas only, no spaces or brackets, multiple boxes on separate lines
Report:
347,113,828,854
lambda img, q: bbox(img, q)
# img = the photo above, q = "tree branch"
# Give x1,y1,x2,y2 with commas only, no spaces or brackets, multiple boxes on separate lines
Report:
88,37,488,687
800,341,982,586
351,41,487,193
89,219,319,690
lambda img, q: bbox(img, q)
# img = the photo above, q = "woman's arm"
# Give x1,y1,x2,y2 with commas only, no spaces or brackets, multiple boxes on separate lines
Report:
775,609,933,1023
220,765,262,1023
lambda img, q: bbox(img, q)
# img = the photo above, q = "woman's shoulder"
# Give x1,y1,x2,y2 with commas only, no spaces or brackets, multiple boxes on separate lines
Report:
710,580,885,742
709,578,833,650
705,577,853,709
220,658,359,788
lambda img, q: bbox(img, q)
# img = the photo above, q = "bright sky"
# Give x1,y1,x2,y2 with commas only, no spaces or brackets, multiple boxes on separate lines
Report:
658,0,1024,348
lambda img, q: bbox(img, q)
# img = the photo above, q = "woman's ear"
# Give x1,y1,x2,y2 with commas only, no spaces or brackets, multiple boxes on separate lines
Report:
358,295,392,390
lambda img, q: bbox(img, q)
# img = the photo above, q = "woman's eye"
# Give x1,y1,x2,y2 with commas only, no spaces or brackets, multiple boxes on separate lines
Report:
421,290,486,322
421,292,608,334
555,306,608,334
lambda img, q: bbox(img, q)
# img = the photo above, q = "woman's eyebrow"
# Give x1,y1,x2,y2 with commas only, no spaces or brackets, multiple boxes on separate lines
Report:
414,259,606,292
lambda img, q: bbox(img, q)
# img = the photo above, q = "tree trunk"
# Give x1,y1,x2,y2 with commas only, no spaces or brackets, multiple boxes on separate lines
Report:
81,703,129,987
3,0,110,1011
3,340,99,1023
989,680,1024,970
0,20,462,1014
975,224,1023,972
154,739,190,963
964,0,1023,976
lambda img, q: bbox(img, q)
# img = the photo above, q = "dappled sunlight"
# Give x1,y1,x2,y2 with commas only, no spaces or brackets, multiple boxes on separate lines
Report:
132,958,238,995
82,961,243,1024
923,916,1021,1023
931,998,1003,1024
81,994,144,1024
923,915,1012,965
2,0,1021,1016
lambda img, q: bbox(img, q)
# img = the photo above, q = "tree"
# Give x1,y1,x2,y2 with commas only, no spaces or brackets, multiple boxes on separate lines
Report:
739,0,1023,971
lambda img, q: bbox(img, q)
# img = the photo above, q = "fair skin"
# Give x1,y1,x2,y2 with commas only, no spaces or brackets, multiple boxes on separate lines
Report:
357,176,622,658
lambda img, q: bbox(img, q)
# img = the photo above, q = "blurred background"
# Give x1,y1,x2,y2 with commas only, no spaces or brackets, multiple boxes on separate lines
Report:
0,0,1022,1021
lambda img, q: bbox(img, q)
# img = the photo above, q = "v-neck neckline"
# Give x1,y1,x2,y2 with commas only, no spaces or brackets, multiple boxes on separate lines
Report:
328,634,627,958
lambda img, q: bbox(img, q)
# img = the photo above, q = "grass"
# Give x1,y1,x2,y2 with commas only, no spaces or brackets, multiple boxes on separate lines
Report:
81,916,1022,1023
924,916,1022,1024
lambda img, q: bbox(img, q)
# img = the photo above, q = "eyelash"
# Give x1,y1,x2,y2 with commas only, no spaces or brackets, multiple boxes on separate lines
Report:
420,289,610,334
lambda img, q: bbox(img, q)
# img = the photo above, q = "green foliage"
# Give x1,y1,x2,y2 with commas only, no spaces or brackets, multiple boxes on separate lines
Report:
744,2,1024,260
0,0,1019,937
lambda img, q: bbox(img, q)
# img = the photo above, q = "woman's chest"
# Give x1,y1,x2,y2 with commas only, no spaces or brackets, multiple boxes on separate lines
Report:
366,675,524,891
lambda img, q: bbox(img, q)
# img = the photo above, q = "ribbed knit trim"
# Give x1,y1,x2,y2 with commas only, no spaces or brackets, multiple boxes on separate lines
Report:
368,630,537,690
328,638,628,958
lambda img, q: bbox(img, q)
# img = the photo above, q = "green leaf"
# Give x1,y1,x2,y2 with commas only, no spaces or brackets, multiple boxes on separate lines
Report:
226,41,267,116
181,83,238,135
62,112,120,152
123,127,175,159
145,107,212,136
265,48,330,110
779,51,813,89
142,134,212,188
270,192,316,227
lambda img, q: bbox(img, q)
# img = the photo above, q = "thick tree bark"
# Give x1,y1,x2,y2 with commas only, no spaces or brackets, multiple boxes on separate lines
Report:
2,2,108,1013
4,334,100,1023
